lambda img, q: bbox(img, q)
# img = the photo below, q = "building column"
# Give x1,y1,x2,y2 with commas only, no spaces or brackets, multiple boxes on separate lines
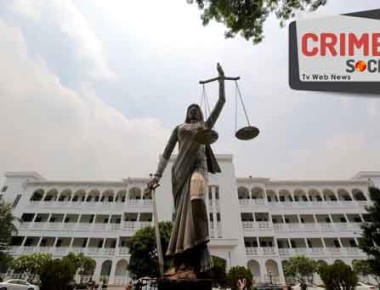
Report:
321,238,326,248
21,236,28,247
37,236,43,247
93,260,103,283
259,259,266,284
69,238,74,248
277,259,286,284
337,238,343,248
109,259,116,285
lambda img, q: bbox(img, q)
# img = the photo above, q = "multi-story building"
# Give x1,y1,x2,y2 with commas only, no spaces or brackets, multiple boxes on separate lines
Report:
1,154,378,286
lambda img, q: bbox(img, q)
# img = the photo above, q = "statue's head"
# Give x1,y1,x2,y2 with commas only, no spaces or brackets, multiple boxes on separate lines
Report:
185,104,204,123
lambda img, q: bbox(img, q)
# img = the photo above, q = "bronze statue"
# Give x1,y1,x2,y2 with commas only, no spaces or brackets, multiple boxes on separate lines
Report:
148,63,226,279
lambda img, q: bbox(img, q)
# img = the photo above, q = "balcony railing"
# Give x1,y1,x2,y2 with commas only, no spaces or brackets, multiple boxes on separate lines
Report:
18,221,154,232
277,247,365,257
10,246,128,257
242,221,273,231
239,199,371,209
246,247,277,256
272,222,362,233
28,199,153,209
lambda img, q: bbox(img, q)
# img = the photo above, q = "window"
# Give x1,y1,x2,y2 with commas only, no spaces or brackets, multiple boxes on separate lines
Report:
1,186,8,192
354,217,362,223
12,194,22,208
215,186,220,200
21,214,34,222
56,239,62,247
209,214,213,222
334,240,341,248
216,213,221,222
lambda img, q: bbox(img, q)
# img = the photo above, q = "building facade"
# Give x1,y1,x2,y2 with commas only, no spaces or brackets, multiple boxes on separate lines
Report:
1,155,379,286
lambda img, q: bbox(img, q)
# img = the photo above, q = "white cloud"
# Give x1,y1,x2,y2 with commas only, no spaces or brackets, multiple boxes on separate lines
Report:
0,19,169,182
285,133,380,179
9,0,117,81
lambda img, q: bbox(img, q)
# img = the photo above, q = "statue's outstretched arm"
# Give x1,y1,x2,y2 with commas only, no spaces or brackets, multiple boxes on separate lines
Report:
205,63,226,129
154,126,178,178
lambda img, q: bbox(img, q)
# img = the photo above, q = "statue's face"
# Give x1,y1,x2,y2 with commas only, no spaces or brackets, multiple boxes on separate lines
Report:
187,105,201,122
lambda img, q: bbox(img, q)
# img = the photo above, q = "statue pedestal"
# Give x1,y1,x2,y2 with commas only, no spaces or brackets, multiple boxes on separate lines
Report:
157,278,212,290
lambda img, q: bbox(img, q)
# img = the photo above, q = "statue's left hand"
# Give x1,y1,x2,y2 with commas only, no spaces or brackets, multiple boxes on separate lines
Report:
217,63,224,78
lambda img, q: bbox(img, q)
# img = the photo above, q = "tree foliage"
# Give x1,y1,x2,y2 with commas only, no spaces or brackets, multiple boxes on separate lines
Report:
284,255,318,288
358,186,380,285
39,258,77,290
127,221,173,278
63,252,96,283
318,261,358,290
11,253,52,282
227,266,253,290
0,251,13,273
353,260,380,286
0,200,19,252
189,0,327,44
202,256,227,286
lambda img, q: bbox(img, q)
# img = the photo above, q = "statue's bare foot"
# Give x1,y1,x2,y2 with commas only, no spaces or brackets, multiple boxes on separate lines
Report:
163,267,176,277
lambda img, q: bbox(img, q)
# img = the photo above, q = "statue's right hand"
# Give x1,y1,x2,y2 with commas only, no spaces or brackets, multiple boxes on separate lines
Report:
147,176,160,190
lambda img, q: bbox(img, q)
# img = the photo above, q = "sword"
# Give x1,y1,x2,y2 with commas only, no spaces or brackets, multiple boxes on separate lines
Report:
145,179,164,277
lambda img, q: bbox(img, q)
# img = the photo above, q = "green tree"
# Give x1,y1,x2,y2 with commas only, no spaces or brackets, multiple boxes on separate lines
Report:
227,266,253,290
202,256,227,286
39,258,76,290
284,255,319,290
62,252,96,283
127,221,173,278
353,260,380,286
0,201,19,252
319,261,358,290
0,251,13,273
188,0,327,44
358,186,380,286
11,253,52,282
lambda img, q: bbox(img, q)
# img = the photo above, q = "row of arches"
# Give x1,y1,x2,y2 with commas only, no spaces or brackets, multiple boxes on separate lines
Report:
248,259,280,278
247,258,358,284
100,259,128,276
238,187,367,202
30,187,151,202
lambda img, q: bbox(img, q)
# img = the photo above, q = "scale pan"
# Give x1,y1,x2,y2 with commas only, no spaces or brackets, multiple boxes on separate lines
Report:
235,126,260,140
195,129,219,145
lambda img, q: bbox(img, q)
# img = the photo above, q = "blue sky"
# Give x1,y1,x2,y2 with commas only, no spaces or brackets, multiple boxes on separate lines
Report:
0,0,379,182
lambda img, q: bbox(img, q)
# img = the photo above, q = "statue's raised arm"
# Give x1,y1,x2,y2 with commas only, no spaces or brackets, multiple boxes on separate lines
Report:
205,63,226,129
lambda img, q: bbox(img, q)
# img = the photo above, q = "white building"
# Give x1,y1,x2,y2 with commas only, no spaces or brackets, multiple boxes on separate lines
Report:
1,154,378,286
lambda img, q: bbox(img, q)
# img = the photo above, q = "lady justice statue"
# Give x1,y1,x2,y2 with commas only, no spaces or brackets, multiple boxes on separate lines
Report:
148,63,226,279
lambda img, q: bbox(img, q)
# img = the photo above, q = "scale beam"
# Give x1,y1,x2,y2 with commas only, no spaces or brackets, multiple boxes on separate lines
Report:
199,76,240,84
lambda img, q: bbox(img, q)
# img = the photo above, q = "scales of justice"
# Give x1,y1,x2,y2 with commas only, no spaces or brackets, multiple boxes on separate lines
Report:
148,63,259,290
196,65,259,144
